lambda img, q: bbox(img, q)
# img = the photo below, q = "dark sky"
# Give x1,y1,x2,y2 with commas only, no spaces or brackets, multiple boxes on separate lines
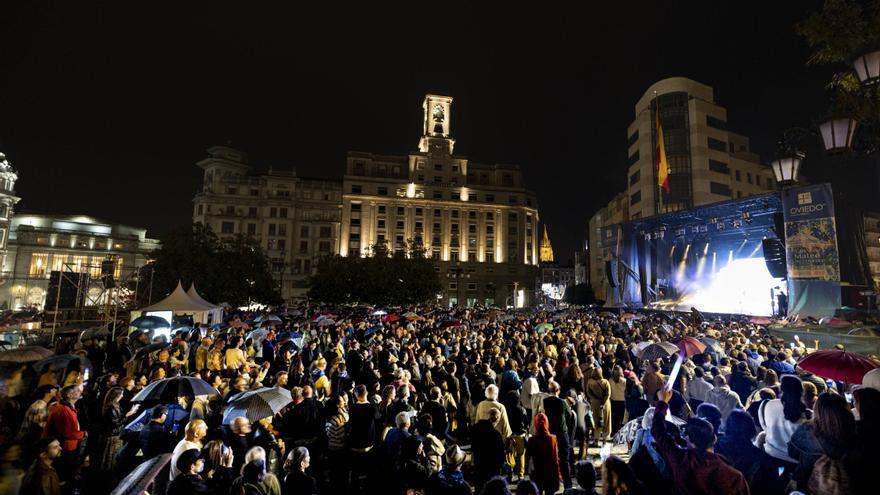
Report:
1,1,876,262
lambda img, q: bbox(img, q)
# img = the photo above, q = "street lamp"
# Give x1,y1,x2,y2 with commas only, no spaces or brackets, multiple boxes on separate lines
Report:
818,117,858,153
852,50,880,86
770,151,804,187
446,264,470,307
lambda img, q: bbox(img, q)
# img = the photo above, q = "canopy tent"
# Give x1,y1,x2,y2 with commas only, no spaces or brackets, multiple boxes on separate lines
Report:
131,282,223,335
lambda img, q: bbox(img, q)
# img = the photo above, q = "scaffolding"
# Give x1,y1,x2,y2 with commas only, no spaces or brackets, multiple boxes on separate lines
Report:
47,255,154,340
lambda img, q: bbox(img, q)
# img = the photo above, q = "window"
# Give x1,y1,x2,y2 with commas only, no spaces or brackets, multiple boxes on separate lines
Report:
280,208,288,218
268,224,277,236
708,137,727,152
434,163,443,171
71,255,89,273
735,170,741,181
415,208,423,216
350,203,361,212
708,159,730,174
451,164,459,172
299,241,309,253
706,115,727,129
433,191,442,199
51,255,66,272
486,225,494,234
756,175,762,186
627,130,639,147
433,222,441,230
378,220,386,229
630,190,641,205
251,189,259,196
248,207,258,217
433,176,442,184
415,222,423,231
468,211,476,219
629,170,640,185
378,186,388,196
351,185,362,194
396,221,404,229
278,224,287,236
397,207,405,216
486,194,495,202
269,207,278,218
319,226,331,238
29,253,49,277
378,205,386,215
502,174,513,186
300,226,309,237
710,182,732,196
197,204,204,215
247,223,257,235
277,239,286,250
627,150,640,166
468,224,477,234
486,212,494,220
221,222,234,234
746,172,753,184
508,196,518,204
451,210,459,219
227,187,238,195
319,241,331,253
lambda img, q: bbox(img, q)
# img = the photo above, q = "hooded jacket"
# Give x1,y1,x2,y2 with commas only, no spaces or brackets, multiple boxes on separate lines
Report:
525,413,562,489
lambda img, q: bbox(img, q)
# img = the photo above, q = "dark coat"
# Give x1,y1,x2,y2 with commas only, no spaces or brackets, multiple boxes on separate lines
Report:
470,419,505,483
282,469,318,495
167,473,212,495
138,422,174,459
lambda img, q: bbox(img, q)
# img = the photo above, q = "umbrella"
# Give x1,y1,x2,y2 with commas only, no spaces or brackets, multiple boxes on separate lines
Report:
81,325,111,340
123,404,189,432
247,328,270,343
698,336,725,356
671,336,707,357
384,314,400,323
132,376,219,403
749,316,772,325
634,342,679,361
402,311,418,318
621,313,637,320
797,350,879,384
222,387,292,424
498,314,515,322
110,454,172,495
33,354,92,372
371,310,387,316
406,314,425,321
130,315,171,330
133,342,170,356
440,319,461,328
0,345,54,363
613,413,687,445
317,318,336,327
535,323,554,334
257,314,283,324
287,309,303,316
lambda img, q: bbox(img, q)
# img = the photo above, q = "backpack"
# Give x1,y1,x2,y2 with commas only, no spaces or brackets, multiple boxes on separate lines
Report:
808,454,851,495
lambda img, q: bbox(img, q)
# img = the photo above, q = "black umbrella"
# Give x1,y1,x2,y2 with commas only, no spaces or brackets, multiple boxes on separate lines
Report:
33,354,91,372
130,315,171,330
222,387,292,424
131,376,219,403
633,342,679,361
81,325,111,340
110,453,172,495
133,342,170,356
0,345,54,364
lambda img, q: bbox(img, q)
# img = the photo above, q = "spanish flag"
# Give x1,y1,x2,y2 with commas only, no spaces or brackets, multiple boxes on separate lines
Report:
656,113,671,193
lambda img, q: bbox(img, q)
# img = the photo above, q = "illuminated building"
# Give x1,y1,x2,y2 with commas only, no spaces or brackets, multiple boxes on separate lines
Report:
539,225,555,263
865,212,880,290
0,152,21,284
191,146,342,303
341,94,540,307
589,77,778,300
2,213,159,310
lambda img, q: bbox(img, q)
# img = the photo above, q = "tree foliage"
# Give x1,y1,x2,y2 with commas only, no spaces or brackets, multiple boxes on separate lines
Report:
308,239,442,306
144,223,282,308
563,283,596,306
798,0,880,120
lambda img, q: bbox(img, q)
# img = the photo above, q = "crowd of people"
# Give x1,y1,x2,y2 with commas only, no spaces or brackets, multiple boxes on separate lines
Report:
0,305,877,495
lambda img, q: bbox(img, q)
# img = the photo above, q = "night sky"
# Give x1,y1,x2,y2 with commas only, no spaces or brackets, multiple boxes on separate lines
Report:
1,1,876,262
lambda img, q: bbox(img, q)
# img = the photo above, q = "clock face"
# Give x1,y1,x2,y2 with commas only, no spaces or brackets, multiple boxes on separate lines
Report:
432,104,444,122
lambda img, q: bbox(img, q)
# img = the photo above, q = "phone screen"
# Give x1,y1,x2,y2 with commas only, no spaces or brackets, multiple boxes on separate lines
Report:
82,368,90,381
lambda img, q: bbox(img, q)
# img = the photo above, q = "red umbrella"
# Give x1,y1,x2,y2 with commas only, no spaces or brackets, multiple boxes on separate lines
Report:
384,315,400,323
671,336,706,357
797,350,879,384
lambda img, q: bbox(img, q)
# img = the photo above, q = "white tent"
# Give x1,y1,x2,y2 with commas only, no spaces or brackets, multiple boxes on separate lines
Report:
132,281,223,327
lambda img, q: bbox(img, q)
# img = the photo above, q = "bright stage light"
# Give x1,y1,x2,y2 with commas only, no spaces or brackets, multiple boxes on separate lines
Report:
676,243,691,282
682,257,784,315
749,242,763,257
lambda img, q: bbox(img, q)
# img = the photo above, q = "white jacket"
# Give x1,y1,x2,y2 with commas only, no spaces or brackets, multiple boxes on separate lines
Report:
759,398,805,463
704,385,743,421
686,377,713,402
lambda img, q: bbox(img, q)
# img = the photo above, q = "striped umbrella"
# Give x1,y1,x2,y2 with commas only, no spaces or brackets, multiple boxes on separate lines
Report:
222,387,292,424
634,342,679,361
110,454,172,495
132,376,219,403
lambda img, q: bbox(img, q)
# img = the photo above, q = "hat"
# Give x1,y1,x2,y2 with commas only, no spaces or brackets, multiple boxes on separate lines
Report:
444,445,466,466
176,448,203,472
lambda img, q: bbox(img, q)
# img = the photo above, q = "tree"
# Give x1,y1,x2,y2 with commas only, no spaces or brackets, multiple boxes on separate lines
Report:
563,283,596,306
798,0,880,124
308,238,441,305
145,223,282,307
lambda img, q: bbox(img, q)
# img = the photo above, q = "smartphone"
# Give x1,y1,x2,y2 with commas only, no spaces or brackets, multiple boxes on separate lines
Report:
83,368,90,381
845,392,853,404
777,466,785,476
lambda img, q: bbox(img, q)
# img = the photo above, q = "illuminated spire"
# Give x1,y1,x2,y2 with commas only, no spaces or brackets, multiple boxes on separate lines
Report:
540,225,555,263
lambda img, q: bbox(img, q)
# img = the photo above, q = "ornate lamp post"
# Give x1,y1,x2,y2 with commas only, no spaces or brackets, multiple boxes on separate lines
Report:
852,50,880,86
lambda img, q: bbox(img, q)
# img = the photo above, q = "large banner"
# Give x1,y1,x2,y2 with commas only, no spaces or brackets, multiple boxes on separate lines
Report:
599,225,621,307
782,183,841,318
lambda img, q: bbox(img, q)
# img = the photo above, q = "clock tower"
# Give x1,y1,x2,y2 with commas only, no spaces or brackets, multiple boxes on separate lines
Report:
418,94,455,155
